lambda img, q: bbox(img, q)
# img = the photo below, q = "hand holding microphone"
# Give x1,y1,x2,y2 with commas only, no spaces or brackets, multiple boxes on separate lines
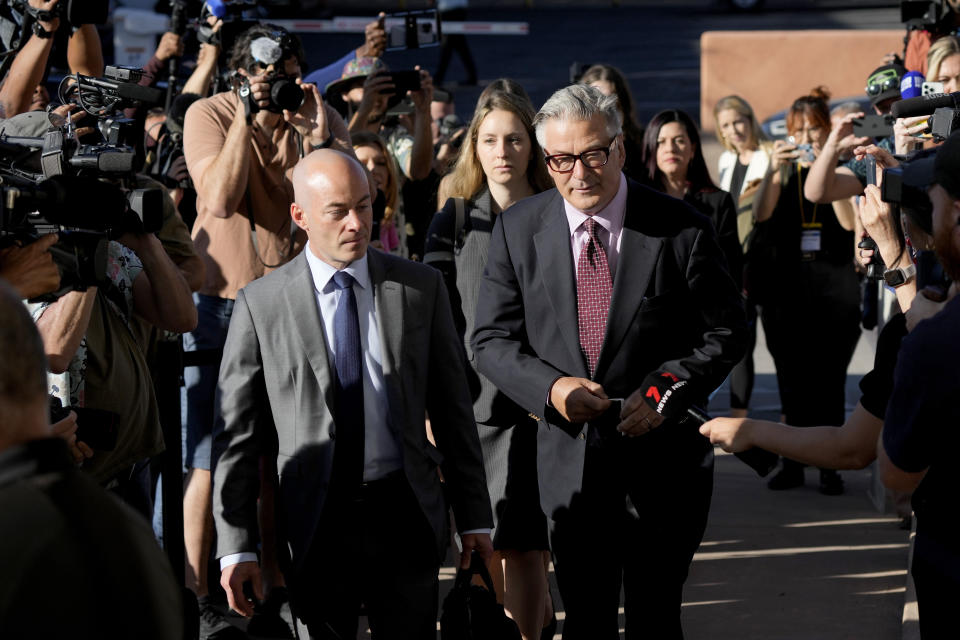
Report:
633,369,779,477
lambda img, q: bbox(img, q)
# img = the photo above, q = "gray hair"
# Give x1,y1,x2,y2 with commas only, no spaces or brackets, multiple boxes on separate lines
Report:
534,84,623,149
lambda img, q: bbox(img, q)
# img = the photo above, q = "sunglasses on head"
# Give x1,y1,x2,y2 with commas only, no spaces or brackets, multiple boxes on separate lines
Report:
866,70,900,97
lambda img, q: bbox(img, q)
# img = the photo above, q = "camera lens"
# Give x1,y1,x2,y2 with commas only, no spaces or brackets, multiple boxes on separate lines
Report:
271,79,305,113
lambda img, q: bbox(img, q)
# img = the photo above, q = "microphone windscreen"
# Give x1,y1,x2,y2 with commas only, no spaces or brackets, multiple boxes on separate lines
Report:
890,91,960,118
901,71,925,100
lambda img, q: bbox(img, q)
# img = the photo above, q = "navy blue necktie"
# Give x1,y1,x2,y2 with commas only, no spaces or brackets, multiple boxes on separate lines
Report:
332,271,364,492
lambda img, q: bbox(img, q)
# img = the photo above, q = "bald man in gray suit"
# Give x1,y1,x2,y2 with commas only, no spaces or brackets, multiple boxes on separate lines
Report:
213,150,493,639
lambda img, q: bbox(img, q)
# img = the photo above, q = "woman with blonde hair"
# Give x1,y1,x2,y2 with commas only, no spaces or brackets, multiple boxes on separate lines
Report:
351,130,406,256
424,78,554,640
926,35,960,93
712,95,773,422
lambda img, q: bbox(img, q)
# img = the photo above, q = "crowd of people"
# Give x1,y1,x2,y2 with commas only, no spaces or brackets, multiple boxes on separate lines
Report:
0,2,958,639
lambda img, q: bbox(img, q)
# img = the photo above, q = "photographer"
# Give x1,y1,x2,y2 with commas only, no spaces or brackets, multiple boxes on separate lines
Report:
879,131,960,637
180,23,351,635
0,279,183,639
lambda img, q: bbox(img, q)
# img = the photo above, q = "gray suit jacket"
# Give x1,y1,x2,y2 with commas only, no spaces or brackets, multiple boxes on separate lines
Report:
213,248,492,571
472,180,747,519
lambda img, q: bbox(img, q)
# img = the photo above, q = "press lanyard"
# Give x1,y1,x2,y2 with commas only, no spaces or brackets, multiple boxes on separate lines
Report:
797,163,822,258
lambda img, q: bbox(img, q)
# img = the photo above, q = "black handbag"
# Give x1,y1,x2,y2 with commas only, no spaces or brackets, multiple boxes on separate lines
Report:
440,553,521,640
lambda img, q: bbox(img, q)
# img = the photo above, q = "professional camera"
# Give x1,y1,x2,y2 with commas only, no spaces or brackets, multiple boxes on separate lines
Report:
12,0,108,29
236,32,305,115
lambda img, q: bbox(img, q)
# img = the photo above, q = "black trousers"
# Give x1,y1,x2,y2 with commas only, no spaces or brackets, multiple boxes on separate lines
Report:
288,474,441,640
549,432,714,640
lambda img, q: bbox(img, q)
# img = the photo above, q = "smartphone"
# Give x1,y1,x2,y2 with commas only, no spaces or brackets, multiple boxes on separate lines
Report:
385,9,441,52
922,81,944,96
389,70,422,94
864,155,878,188
852,114,895,139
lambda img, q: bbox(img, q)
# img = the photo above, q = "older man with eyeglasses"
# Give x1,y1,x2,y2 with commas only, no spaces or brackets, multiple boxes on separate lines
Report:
472,84,746,639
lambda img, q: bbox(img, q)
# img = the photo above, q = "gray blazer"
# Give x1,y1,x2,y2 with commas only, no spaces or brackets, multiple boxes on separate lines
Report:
213,248,493,571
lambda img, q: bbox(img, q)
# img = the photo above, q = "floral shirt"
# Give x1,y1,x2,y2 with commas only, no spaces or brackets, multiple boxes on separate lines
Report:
29,241,143,409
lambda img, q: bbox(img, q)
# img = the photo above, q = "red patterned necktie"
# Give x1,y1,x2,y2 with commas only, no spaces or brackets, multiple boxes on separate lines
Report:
576,218,612,377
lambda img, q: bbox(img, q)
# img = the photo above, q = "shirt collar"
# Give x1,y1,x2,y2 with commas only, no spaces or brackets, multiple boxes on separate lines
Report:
564,172,628,237
303,242,371,294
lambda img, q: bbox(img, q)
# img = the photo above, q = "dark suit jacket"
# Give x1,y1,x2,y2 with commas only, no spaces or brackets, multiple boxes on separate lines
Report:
472,178,747,518
213,248,493,572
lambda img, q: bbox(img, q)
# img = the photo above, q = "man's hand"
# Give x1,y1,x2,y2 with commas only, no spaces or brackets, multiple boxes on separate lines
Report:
0,234,60,299
51,410,94,464
221,561,262,617
28,0,60,34
155,32,183,62
357,13,387,59
285,81,329,146
238,70,274,111
699,417,754,453
617,387,665,437
460,532,493,569
357,72,394,121
548,377,609,423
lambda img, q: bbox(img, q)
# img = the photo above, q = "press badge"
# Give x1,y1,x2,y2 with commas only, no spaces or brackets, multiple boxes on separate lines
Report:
801,222,822,254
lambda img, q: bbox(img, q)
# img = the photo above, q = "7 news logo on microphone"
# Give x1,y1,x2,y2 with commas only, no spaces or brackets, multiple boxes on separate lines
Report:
644,371,689,418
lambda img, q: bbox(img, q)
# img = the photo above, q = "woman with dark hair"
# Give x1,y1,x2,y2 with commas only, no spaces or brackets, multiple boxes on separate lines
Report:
753,87,861,496
640,109,742,294
580,63,645,181
424,79,555,640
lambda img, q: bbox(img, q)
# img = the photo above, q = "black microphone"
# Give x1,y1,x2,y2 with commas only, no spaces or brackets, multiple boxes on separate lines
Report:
890,91,960,118
641,370,779,478
684,406,779,478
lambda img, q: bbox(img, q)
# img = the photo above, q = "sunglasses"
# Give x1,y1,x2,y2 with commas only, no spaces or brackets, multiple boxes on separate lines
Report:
866,70,900,97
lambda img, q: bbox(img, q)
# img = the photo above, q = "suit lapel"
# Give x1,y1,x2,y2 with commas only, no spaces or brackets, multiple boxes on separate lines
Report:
533,192,589,379
281,253,337,430
595,184,663,379
368,250,406,435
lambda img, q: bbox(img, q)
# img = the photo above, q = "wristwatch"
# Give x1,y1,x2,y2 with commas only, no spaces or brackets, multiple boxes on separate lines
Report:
31,21,54,39
883,263,917,288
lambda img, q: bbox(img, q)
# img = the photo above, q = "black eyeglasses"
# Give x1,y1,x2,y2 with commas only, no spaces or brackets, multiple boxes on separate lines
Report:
544,137,618,173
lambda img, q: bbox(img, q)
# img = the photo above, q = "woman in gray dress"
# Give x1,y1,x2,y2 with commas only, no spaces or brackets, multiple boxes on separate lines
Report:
425,79,554,640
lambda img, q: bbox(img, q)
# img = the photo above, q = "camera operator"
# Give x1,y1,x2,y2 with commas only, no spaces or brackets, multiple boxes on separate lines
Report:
180,22,351,635
879,130,960,637
0,279,183,639
29,214,196,502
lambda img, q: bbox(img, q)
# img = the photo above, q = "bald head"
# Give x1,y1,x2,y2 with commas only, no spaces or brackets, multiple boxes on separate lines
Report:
291,149,374,269
0,278,50,447
292,149,369,204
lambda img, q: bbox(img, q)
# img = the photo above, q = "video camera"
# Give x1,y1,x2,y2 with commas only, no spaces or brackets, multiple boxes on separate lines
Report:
236,31,305,115
0,66,167,301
